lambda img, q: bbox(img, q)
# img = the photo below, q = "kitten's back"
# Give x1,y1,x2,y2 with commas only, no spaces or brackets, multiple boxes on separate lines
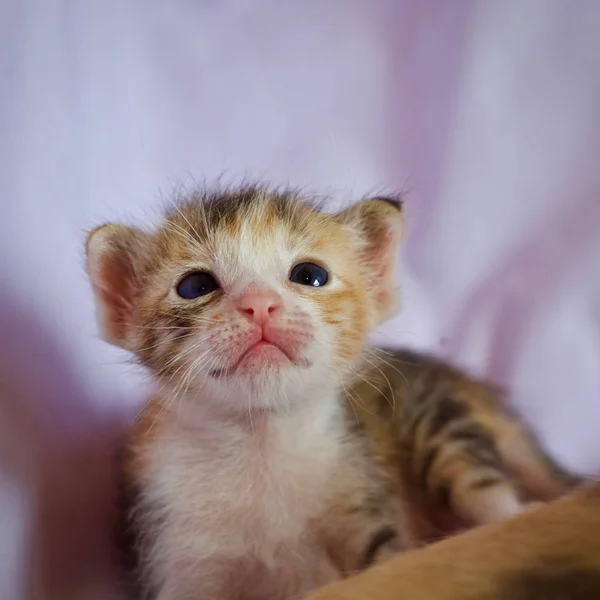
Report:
348,348,580,541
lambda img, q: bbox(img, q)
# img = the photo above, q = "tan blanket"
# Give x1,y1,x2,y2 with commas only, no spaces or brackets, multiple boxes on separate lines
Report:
307,483,600,600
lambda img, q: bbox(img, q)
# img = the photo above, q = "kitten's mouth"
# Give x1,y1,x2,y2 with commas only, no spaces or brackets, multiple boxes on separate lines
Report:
209,340,296,379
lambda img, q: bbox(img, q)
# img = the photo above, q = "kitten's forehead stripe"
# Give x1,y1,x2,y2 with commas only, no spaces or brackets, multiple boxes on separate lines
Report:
163,185,316,246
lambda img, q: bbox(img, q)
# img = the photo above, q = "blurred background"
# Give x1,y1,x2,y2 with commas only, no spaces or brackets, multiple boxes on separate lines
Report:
1,1,600,598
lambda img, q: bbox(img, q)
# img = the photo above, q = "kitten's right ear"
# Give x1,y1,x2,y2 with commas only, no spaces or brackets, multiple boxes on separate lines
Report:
337,196,404,325
85,224,146,351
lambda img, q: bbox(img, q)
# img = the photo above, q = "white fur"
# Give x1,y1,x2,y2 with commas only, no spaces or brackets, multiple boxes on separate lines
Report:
140,392,346,599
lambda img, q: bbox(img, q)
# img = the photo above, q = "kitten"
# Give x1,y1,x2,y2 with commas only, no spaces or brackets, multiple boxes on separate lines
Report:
85,184,576,600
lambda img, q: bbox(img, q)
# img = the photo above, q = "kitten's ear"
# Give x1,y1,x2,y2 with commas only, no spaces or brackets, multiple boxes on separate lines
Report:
85,224,146,351
338,196,404,324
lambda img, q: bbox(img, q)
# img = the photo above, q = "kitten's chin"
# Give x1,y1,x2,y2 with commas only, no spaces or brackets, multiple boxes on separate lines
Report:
209,341,310,380
201,359,323,415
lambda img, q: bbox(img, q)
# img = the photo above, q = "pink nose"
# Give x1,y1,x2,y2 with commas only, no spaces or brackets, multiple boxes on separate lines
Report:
237,289,281,325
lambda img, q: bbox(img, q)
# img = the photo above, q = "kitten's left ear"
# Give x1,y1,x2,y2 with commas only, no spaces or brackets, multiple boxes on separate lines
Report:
337,196,404,325
85,223,146,351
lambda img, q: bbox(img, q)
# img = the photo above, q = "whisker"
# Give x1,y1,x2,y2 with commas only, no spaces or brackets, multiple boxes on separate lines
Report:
163,219,204,254
364,347,411,389
343,385,378,418
136,332,199,354
359,355,397,418
170,205,205,249
342,389,361,426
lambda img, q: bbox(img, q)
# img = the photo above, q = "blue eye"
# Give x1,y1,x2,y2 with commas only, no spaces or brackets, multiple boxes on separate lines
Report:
176,272,219,299
289,262,329,287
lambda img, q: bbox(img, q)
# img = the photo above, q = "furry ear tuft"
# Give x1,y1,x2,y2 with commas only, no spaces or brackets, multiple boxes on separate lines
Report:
338,196,404,325
85,224,146,350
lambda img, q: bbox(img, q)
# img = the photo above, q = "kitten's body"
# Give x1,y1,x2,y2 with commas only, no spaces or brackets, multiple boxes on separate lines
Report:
86,185,576,600
121,371,401,599
344,348,576,543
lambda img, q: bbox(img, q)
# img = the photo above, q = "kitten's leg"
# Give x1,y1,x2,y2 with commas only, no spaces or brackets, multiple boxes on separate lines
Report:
318,504,405,575
490,416,583,502
316,474,407,575
413,393,582,528
413,401,523,527
437,451,522,526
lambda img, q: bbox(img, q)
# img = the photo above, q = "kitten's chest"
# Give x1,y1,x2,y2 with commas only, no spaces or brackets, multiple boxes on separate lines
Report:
144,413,343,554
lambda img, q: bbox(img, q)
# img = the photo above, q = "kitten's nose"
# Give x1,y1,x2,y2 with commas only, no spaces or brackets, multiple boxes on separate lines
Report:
237,289,282,325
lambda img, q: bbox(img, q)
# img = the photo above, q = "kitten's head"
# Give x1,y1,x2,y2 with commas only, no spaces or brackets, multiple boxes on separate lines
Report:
86,185,403,414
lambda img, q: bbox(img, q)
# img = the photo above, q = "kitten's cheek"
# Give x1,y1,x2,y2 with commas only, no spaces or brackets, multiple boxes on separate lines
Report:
208,329,235,353
301,335,330,366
